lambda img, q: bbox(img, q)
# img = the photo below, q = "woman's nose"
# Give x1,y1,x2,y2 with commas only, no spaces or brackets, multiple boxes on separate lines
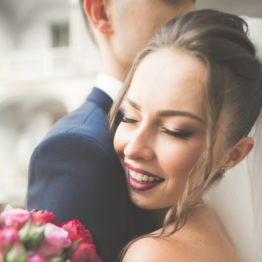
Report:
123,127,155,161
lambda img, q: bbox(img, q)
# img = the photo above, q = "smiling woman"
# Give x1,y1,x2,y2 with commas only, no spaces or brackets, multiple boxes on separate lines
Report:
115,48,207,212
110,9,262,262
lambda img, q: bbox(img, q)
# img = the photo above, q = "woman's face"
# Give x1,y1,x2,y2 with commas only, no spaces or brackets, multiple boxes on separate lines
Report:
114,48,208,210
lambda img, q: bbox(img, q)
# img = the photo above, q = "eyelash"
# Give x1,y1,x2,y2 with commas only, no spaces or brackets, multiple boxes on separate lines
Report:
122,116,138,123
122,117,192,139
161,128,192,139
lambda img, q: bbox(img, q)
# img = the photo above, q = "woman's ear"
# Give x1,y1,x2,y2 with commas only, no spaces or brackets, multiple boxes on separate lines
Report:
84,0,113,35
223,137,254,169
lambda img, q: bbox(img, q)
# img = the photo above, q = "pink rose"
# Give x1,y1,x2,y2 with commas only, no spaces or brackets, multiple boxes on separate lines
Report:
37,223,71,257
60,219,93,243
27,253,47,262
31,210,59,226
70,242,102,262
0,208,31,228
0,227,21,247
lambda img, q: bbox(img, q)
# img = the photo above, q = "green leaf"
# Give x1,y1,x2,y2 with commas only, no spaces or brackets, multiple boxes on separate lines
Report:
19,223,45,251
3,204,14,212
19,221,31,239
24,230,45,251
51,257,63,262
5,246,27,262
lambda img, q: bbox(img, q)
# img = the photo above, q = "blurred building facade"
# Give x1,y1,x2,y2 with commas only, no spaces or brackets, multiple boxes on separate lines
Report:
0,0,99,207
0,0,98,103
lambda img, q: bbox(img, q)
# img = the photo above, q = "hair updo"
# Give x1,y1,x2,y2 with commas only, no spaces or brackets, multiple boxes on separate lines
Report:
110,9,262,236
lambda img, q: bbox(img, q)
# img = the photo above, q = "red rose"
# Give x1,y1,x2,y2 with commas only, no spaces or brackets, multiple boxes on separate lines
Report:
70,242,102,262
60,219,93,243
31,210,59,226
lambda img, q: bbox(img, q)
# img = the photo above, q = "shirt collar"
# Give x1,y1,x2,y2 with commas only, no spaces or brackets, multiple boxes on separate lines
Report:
95,73,123,101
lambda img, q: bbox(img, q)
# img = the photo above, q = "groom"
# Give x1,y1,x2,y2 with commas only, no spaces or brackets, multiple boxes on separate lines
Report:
27,0,195,261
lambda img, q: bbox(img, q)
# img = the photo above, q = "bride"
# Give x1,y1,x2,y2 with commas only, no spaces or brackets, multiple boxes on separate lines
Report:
110,9,262,262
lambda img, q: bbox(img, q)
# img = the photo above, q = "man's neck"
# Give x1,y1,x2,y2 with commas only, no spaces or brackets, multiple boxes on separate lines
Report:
99,49,129,83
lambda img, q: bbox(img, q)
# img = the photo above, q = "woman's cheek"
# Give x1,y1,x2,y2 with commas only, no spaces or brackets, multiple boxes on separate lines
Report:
159,140,203,175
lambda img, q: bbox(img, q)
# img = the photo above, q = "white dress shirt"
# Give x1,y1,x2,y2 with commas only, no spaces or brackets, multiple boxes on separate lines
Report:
95,73,123,101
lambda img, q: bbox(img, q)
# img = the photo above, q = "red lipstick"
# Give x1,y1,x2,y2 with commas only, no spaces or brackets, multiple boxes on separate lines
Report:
125,162,160,178
125,162,164,191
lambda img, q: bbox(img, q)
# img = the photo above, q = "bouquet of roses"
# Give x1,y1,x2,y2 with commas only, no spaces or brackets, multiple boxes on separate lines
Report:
0,208,102,262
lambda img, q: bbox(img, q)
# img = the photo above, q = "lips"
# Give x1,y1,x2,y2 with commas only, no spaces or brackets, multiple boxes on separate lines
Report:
125,162,164,191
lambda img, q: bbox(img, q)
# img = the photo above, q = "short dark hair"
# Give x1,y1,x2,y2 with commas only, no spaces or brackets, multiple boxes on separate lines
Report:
79,0,196,43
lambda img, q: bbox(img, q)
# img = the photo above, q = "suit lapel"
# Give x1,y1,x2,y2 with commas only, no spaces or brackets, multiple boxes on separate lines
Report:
87,87,123,129
87,87,113,113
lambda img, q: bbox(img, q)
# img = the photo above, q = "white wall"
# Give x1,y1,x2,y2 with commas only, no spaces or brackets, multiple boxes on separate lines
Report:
197,0,262,17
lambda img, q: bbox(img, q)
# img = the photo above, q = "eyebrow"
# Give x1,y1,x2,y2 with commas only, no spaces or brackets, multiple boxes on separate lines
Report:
126,98,204,123
126,98,141,110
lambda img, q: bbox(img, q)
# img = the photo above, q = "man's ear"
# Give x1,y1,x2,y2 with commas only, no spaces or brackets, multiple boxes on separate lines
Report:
223,137,254,169
84,0,113,35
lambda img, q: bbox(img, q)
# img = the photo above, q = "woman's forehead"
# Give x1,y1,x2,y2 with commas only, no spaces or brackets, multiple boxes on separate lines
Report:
128,48,207,115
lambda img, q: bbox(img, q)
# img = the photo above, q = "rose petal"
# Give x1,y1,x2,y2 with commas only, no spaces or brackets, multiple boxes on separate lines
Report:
37,223,71,257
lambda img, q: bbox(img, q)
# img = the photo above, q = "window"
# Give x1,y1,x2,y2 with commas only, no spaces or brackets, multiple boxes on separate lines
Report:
51,22,69,48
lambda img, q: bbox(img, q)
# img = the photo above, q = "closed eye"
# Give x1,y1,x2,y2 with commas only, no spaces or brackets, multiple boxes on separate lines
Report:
122,116,138,124
161,127,192,139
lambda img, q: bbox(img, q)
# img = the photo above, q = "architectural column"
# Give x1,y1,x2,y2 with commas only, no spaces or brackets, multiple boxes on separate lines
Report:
68,0,86,74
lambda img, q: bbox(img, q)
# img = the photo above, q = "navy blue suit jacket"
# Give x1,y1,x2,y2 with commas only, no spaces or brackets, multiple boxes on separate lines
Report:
27,88,155,262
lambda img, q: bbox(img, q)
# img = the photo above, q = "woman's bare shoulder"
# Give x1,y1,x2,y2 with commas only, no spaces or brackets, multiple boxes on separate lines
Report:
123,237,172,262
122,236,202,262
123,207,242,262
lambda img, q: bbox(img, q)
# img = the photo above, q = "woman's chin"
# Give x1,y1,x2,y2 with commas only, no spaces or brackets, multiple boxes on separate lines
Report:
129,194,153,210
129,193,164,211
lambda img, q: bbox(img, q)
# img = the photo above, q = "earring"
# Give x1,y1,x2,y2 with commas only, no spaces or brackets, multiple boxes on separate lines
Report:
220,166,228,173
